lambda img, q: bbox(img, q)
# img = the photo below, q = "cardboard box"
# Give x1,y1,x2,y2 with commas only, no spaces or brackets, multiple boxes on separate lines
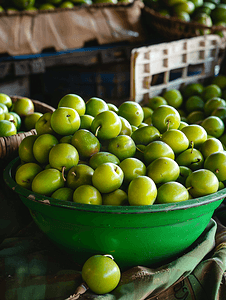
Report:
0,0,147,56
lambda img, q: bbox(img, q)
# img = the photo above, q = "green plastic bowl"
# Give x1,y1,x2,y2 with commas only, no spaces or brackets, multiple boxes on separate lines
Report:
4,157,226,270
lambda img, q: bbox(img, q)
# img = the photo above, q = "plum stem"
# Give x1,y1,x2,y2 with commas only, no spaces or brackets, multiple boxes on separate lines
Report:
95,125,101,137
166,119,170,131
136,146,144,153
216,169,219,173
71,171,77,177
62,166,67,182
186,186,192,191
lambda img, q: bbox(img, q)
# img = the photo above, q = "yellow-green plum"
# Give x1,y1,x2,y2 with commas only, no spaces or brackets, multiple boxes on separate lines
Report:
200,138,224,159
182,83,204,98
11,97,34,117
67,164,94,190
24,112,43,131
82,255,121,294
204,97,226,116
0,107,5,121
185,95,204,113
118,101,144,127
0,93,12,109
185,169,219,198
50,107,80,136
32,168,65,196
79,115,94,131
49,143,79,172
156,181,189,204
15,162,42,190
119,116,132,136
0,120,17,137
35,112,55,136
92,162,124,193
73,185,102,205
85,97,108,117
107,135,136,161
204,151,226,182
102,189,128,206
144,140,175,166
51,187,74,201
71,129,100,160
151,105,181,133
148,96,167,110
33,133,59,165
147,157,180,185
176,166,192,185
91,110,122,140
58,94,86,116
131,125,160,146
128,176,157,206
202,84,222,102
59,135,73,144
181,124,207,148
161,129,189,155
176,148,204,171
18,135,38,163
201,116,224,138
163,89,183,109
119,157,146,186
89,152,120,170
0,103,8,114
107,103,118,113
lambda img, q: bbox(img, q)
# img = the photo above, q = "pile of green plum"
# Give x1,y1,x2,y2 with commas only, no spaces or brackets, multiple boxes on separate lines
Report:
0,94,43,137
0,0,130,12
15,75,226,206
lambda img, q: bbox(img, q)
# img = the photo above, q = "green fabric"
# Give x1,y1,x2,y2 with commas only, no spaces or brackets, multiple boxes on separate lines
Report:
0,217,226,300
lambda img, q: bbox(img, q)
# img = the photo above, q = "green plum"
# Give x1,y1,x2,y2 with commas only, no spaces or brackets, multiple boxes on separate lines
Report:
202,84,222,102
146,157,180,185
18,135,38,163
163,89,183,109
24,112,43,131
102,189,128,206
128,176,157,206
186,111,205,124
107,103,118,113
11,97,34,117
0,120,17,137
82,255,121,294
32,168,65,196
10,112,21,130
92,163,124,193
119,116,132,136
85,97,108,117
33,133,59,165
107,135,136,161
201,116,224,138
156,182,189,204
161,129,189,155
185,169,219,198
142,106,153,120
0,103,8,114
200,137,224,159
204,151,226,182
151,105,181,133
144,140,175,166
51,187,74,201
79,115,94,131
50,107,80,136
15,162,42,190
119,157,146,186
176,148,204,171
58,94,86,116
204,97,226,116
182,82,204,98
0,107,5,121
176,166,192,185
178,121,188,130
35,112,55,136
71,129,100,160
89,152,120,170
118,101,144,127
185,95,204,113
131,125,160,146
66,164,94,190
91,110,122,140
59,135,73,144
147,96,167,110
49,143,79,173
181,124,207,149
0,93,12,109
73,185,102,205
211,106,226,123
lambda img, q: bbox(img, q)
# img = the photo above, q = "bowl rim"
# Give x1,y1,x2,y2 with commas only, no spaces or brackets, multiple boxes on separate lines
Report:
4,156,226,214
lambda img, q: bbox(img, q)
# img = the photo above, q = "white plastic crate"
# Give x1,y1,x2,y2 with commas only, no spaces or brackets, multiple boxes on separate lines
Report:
130,35,226,103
